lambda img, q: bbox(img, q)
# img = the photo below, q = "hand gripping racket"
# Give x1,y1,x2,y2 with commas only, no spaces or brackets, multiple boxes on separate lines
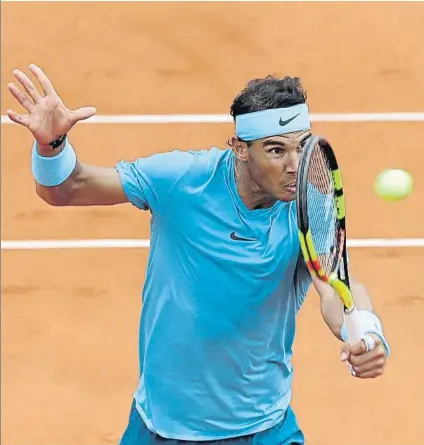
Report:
296,135,363,344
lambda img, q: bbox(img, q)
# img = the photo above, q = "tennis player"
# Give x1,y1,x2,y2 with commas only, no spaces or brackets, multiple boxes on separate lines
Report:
7,64,390,445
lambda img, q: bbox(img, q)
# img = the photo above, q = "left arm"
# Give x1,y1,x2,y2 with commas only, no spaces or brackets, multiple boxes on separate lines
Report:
311,273,390,379
312,274,373,340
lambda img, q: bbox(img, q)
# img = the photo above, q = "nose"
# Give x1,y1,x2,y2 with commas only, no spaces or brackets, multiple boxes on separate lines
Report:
285,151,300,174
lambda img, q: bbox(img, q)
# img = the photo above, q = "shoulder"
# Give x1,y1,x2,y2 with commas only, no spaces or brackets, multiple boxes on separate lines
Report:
115,146,232,211
165,146,231,186
186,146,231,171
117,146,229,180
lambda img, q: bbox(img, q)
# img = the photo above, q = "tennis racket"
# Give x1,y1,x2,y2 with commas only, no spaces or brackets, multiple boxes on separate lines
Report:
296,135,363,345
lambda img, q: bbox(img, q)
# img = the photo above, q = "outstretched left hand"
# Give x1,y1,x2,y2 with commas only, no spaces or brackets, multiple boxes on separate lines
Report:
340,334,388,378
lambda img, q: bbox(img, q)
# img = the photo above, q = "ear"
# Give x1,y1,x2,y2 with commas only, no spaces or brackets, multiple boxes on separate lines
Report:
230,136,249,162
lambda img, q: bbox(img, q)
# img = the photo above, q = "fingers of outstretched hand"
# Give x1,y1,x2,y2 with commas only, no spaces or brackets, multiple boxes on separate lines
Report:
9,65,96,131
6,109,30,127
7,83,34,112
12,69,42,103
69,107,97,124
29,64,57,97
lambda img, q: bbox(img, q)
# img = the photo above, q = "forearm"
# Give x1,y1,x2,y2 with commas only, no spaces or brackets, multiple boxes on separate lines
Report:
32,138,128,207
318,276,374,340
33,139,83,206
35,160,83,206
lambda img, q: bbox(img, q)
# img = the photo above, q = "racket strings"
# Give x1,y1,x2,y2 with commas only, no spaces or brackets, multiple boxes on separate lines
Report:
306,143,342,276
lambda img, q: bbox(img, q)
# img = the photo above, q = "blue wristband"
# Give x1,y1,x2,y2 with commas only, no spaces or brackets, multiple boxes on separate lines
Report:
341,310,391,356
31,139,77,186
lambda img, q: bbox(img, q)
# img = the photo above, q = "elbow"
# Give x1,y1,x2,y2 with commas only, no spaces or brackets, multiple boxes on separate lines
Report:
45,198,71,207
35,184,72,206
33,161,84,207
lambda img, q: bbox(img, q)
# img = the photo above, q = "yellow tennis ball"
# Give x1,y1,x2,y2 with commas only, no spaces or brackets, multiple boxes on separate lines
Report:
374,169,413,201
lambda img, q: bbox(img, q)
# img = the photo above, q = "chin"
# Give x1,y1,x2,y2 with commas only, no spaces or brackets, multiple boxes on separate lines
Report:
276,191,296,202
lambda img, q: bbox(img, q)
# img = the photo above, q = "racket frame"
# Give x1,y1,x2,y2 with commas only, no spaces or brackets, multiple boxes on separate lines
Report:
296,136,363,343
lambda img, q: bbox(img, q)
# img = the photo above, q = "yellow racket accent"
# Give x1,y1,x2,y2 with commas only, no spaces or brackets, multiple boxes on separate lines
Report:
335,195,346,220
305,230,327,279
331,168,346,220
327,273,355,312
331,169,343,190
305,231,317,259
298,230,310,261
298,231,316,276
299,228,354,312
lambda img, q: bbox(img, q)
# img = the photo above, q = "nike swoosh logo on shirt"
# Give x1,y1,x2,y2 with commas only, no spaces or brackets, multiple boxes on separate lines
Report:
230,232,256,242
279,113,300,126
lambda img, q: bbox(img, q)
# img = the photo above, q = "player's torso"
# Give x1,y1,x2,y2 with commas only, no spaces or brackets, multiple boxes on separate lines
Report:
136,148,303,438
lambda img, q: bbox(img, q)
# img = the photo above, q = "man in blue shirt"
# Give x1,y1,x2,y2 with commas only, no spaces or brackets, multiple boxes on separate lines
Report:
7,65,390,444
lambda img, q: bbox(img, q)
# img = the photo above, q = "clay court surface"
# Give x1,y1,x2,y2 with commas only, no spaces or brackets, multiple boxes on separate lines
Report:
1,2,424,445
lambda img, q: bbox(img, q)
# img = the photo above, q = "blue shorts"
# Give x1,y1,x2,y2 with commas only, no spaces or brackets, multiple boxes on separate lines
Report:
119,399,304,445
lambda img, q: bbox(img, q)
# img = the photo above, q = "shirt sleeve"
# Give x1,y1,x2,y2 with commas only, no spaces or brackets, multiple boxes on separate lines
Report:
115,150,195,213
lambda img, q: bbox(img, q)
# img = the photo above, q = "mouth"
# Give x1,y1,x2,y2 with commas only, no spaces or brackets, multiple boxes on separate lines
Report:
283,181,296,193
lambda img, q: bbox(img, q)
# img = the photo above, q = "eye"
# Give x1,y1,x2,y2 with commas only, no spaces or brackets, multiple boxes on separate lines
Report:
268,147,285,155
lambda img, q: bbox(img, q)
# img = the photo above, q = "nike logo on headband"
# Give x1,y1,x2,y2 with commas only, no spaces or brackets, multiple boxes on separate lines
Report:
279,112,300,126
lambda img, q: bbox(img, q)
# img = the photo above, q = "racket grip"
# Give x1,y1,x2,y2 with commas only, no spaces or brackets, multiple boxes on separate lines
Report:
344,306,364,344
343,307,365,377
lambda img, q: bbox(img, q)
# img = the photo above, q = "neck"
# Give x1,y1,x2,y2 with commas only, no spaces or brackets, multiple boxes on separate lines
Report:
234,158,276,210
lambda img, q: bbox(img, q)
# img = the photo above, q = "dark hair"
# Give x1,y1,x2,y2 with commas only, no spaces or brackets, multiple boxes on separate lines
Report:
230,75,307,119
228,75,307,146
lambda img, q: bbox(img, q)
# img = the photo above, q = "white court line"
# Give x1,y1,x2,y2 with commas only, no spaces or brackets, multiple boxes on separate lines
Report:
1,239,149,250
1,0,423,3
2,113,424,125
2,238,424,250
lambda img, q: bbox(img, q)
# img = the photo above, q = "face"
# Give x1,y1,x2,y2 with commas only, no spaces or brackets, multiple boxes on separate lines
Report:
232,130,311,203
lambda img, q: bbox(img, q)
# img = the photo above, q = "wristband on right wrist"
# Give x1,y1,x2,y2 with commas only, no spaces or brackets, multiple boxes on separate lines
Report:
31,138,77,187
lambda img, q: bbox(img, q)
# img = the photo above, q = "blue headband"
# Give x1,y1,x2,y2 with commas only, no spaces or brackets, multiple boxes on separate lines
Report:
235,103,311,141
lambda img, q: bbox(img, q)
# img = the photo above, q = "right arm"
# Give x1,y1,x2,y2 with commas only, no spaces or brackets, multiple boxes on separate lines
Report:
34,143,129,207
7,64,131,208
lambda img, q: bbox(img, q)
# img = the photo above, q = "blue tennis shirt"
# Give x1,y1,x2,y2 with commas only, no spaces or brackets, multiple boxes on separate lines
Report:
116,147,312,441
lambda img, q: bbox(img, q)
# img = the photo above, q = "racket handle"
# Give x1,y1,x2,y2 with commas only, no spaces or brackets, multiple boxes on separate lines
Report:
344,306,364,344
343,306,364,377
